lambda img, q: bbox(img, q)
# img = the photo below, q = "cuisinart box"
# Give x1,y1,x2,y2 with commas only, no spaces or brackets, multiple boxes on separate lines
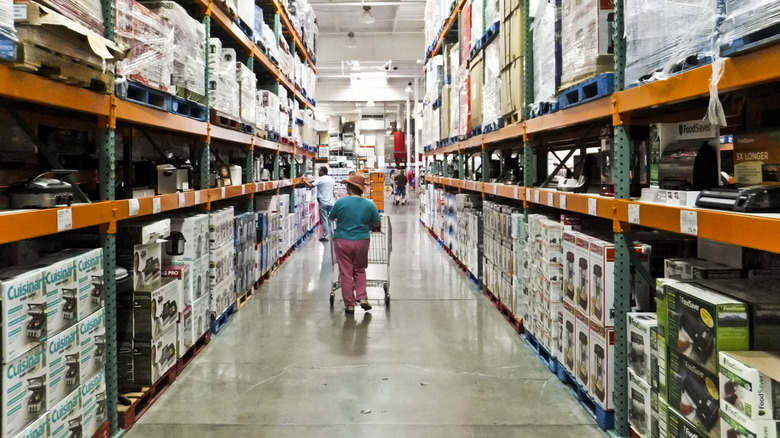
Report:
629,313,658,383
668,350,720,438
55,248,103,320
590,320,614,409
575,310,590,386
46,324,80,408
0,265,48,362
719,351,780,420
79,309,105,382
666,282,749,374
48,388,81,438
2,344,46,438
720,399,780,438
80,370,106,438
629,367,653,438
12,414,49,438
733,130,780,185
34,255,79,337
129,325,178,385
123,277,182,340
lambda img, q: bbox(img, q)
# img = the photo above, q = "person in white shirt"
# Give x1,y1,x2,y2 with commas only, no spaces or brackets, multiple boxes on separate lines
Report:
305,166,336,241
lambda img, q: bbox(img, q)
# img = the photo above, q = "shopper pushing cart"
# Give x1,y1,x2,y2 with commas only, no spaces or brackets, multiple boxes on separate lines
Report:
392,170,408,205
329,173,391,313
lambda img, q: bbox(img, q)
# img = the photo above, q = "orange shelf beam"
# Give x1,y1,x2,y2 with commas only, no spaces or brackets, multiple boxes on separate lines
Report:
525,97,612,135
114,100,208,135
0,66,110,116
210,125,253,144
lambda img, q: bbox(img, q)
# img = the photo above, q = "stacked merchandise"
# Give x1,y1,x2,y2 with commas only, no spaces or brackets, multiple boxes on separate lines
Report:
559,0,614,89
278,38,292,80
424,0,442,54
511,212,530,324
117,219,182,390
33,0,104,34
469,44,484,130
116,0,174,91
720,0,780,55
209,207,236,317
208,38,240,120
257,90,281,136
237,63,257,128
447,43,461,139
483,201,518,312
481,39,502,128
278,88,292,142
718,351,780,438
624,0,718,86
0,0,13,45
144,1,206,98
530,0,560,112
234,212,257,297
237,0,254,40
525,214,564,354
0,247,107,438
471,0,483,54
255,206,280,277
162,214,210,357
458,195,483,280
442,193,458,251
498,0,523,119
459,0,471,137
260,23,279,63
369,172,385,212
627,312,660,438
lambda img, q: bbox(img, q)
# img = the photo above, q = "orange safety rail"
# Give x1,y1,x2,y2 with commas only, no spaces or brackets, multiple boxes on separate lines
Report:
525,97,612,135
210,125,253,145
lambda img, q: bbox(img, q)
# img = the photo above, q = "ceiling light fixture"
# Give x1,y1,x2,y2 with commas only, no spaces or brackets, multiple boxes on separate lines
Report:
404,81,412,93
346,31,357,49
361,5,375,24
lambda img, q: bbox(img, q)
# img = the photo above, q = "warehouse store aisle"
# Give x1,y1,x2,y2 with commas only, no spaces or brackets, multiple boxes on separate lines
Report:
126,200,607,438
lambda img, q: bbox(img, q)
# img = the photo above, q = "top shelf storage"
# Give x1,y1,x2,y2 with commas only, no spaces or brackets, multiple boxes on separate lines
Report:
267,0,316,72
424,0,466,65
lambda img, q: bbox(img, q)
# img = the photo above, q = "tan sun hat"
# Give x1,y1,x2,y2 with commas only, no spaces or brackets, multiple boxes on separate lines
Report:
342,173,367,194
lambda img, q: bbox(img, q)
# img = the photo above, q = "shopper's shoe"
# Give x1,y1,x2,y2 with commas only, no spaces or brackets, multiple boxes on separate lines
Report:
359,300,372,311
320,237,329,242
345,306,355,314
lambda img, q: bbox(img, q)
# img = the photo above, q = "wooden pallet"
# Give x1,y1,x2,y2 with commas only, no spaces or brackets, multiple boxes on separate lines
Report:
176,330,211,374
556,366,615,431
525,332,559,374
210,109,241,131
118,365,178,430
214,0,237,19
236,287,254,309
502,111,521,127
175,86,207,105
210,302,237,335
91,421,110,438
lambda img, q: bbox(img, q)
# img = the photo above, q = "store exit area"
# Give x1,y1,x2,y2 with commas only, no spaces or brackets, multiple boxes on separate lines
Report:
126,203,607,438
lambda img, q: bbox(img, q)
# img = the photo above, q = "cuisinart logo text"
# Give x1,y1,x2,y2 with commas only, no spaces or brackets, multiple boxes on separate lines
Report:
78,255,102,272
49,331,77,355
7,277,44,300
45,265,76,285
7,349,44,379
81,314,104,335
51,396,78,422
19,421,47,438
81,373,102,396
678,123,713,136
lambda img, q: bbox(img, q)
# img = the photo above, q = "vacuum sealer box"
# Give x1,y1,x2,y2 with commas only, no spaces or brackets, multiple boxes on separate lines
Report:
720,401,780,438
80,370,106,438
129,325,178,385
78,309,105,383
11,414,49,438
629,313,658,382
48,388,81,438
2,344,46,438
120,277,182,340
655,279,678,401
575,310,590,386
590,320,614,409
719,351,780,420
46,324,80,408
666,282,749,374
649,120,720,188
630,367,653,438
733,130,780,185
0,266,47,363
668,407,709,438
668,349,720,438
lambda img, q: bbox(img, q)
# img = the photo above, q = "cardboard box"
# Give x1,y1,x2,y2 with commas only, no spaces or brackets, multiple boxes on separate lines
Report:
78,309,105,382
126,326,178,385
590,320,614,409
629,313,658,382
654,397,669,438
209,241,235,287
48,388,81,438
11,414,49,438
563,231,579,305
209,207,235,250
574,234,591,314
720,401,780,438
60,249,103,320
656,278,678,401
575,310,590,385
499,9,523,70
562,301,576,375
649,121,720,188
733,130,780,185
46,324,80,408
178,305,193,357
469,51,484,130
630,367,653,438
34,256,78,337
166,214,209,262
719,351,780,420
210,274,236,316
2,344,46,438
667,282,749,373
122,277,182,340
0,266,47,362
192,294,210,340
80,370,106,438
668,350,720,437
117,219,171,246
590,240,651,326
668,408,709,438
163,263,195,306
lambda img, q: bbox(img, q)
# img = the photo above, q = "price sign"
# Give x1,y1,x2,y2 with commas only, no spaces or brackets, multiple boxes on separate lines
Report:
128,199,140,216
526,188,531,200
241,185,246,195
194,191,201,204
560,195,567,210
534,190,540,204
57,208,73,232
152,198,161,214
680,210,698,235
255,183,260,192
628,204,640,224
493,184,498,195
221,187,226,198
178,193,186,208
588,198,598,216
514,187,519,199
547,192,554,206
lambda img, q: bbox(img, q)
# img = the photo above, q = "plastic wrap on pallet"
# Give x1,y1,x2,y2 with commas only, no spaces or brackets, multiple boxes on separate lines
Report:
531,0,558,107
0,0,14,41
237,63,256,126
482,40,502,126
116,0,174,90
253,5,264,37
471,0,484,50
143,1,206,96
721,0,779,50
625,0,718,86
425,55,444,103
449,75,460,139
484,0,499,29
208,48,239,119
457,64,469,137
262,23,279,61
257,90,280,133
560,0,614,89
36,0,104,35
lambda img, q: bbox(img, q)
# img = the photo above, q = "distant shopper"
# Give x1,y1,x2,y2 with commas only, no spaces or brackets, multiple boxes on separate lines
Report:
330,173,381,314
304,167,335,242
394,171,408,198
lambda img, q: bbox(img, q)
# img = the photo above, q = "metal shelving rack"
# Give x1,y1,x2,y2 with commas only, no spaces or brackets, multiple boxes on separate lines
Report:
422,0,780,436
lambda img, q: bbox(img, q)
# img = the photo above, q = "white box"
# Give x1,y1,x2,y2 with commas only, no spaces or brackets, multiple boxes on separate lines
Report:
575,310,590,385
78,309,105,382
562,301,577,375
209,242,235,287
166,214,209,262
196,256,209,302
46,325,80,408
720,401,780,438
35,256,78,337
125,278,182,340
209,207,235,249
563,231,579,305
2,344,46,438
130,242,163,291
131,326,178,385
629,367,653,438
210,274,235,316
574,234,591,314
628,313,657,382
163,263,193,305
590,320,615,409
48,388,81,438
192,294,210,340
11,414,49,438
60,249,103,320
719,351,780,420
118,219,171,246
80,370,106,438
178,305,193,357
590,240,651,326
0,266,47,362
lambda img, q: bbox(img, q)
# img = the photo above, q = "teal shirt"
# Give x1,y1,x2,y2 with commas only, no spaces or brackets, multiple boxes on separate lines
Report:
329,196,381,240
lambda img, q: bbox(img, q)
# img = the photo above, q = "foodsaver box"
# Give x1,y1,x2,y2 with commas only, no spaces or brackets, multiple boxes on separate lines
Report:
720,401,780,438
629,313,658,382
719,351,780,420
630,367,653,438
668,350,720,437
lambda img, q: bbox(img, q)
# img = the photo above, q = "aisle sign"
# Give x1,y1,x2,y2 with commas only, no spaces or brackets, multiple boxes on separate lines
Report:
588,198,598,216
628,204,640,224
57,208,73,232
178,193,186,208
128,199,140,216
547,192,554,206
560,195,567,210
194,192,201,205
680,211,698,235
152,198,161,214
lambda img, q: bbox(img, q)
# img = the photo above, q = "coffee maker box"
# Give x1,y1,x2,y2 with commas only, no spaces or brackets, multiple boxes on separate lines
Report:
59,248,104,320
590,320,614,409
46,324,80,408
575,310,590,386
48,388,81,438
667,282,749,374
719,351,780,420
178,305,193,357
629,313,658,382
630,367,653,438
11,414,49,438
80,370,106,438
0,266,48,362
78,309,105,382
2,344,46,438
574,234,591,315
733,130,780,185
130,325,178,385
127,277,182,340
668,408,709,438
562,301,577,375
720,400,780,438
563,231,579,306
668,349,720,437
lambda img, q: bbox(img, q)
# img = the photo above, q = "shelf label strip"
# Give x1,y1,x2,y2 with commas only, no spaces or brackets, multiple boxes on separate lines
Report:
128,199,140,216
194,191,201,205
547,192,554,206
628,204,640,225
178,193,186,208
560,194,567,210
153,198,161,214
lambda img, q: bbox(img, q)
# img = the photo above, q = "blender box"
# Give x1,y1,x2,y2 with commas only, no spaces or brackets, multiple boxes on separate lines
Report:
719,351,780,420
563,231,579,305
209,242,235,287
178,305,193,357
163,263,193,305
575,310,590,386
575,234,591,315
80,370,106,438
2,344,46,438
34,255,78,337
629,313,658,382
0,266,47,362
667,282,749,373
11,414,49,438
562,301,577,375
590,320,615,409
119,277,182,340
720,401,780,438
668,408,709,438
590,240,651,326
630,367,653,438
78,309,105,382
668,349,720,437
165,214,209,262
128,325,178,385
48,388,81,438
46,324,80,408
699,280,780,351
56,249,103,321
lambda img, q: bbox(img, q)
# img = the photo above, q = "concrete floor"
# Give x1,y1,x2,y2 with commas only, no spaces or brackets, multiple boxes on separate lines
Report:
127,199,608,438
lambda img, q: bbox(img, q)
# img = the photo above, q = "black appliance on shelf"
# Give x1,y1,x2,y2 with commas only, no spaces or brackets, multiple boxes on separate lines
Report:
696,184,780,212
5,170,77,208
658,140,719,190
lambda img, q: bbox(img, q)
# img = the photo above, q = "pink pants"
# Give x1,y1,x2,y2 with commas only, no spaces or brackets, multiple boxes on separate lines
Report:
334,238,370,306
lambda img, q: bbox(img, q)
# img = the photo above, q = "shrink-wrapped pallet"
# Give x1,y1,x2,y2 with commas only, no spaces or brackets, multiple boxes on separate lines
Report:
720,0,780,53
560,0,613,88
237,63,256,126
482,40,501,126
37,0,104,34
471,0,483,50
0,0,13,41
531,0,559,108
116,0,174,90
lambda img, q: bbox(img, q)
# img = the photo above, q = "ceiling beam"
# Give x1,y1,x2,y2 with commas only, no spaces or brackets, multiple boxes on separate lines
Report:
311,1,425,5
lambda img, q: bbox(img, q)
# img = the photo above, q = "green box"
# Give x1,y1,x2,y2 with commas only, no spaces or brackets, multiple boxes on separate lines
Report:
667,282,749,374
655,278,679,400
668,350,720,438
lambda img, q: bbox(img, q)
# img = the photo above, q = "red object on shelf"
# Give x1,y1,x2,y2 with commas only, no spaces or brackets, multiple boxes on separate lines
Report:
394,131,406,161
461,0,472,62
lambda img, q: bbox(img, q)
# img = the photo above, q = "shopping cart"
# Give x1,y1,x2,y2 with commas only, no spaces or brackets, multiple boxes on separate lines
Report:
330,215,392,308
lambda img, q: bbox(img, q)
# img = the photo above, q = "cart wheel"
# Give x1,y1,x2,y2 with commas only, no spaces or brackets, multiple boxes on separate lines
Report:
329,293,335,307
